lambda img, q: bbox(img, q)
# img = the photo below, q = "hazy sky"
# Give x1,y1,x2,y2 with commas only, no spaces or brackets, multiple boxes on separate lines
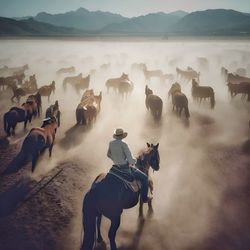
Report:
1,0,250,18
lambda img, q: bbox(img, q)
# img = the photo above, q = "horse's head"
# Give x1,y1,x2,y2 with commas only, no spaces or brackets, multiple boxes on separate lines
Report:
192,79,198,87
51,81,55,92
146,143,160,171
145,85,153,96
121,73,129,80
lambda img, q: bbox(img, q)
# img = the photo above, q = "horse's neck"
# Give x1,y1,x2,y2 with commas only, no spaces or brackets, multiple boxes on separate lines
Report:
136,154,150,175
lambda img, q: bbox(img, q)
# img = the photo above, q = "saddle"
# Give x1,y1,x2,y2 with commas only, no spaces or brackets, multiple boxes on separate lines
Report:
108,166,141,193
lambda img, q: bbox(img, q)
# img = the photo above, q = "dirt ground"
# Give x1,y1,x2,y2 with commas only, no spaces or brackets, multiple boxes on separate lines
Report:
0,40,250,250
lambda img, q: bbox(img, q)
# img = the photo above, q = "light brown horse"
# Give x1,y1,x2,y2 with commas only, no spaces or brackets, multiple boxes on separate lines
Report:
105,73,129,93
63,73,90,93
176,67,200,82
38,81,55,101
19,116,58,172
76,90,102,125
56,66,75,75
192,79,215,109
143,66,163,82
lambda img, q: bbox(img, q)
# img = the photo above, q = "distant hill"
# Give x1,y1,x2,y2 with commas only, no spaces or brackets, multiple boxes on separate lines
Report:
100,12,186,35
2,8,250,37
0,17,80,36
169,9,250,35
34,8,128,31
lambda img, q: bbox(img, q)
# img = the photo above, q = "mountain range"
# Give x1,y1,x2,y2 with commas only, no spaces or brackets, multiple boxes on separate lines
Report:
1,8,250,36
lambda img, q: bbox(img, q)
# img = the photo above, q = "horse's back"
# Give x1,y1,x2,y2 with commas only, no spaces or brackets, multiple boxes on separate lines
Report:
84,173,139,217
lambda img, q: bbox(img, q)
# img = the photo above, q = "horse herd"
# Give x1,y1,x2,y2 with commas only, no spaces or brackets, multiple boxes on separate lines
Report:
1,61,250,250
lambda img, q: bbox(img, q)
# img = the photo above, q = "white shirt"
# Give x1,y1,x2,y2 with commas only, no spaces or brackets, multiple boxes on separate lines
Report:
107,139,136,166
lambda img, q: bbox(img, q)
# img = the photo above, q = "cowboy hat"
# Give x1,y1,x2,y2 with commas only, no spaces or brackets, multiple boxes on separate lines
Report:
113,128,127,139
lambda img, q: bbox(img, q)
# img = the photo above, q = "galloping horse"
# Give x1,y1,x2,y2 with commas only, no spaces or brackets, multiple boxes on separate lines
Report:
38,81,55,101
45,100,61,127
105,73,130,93
76,90,102,125
19,116,58,172
168,83,190,119
227,82,250,101
227,73,250,84
63,73,90,92
27,92,42,117
3,104,32,136
80,143,160,250
56,66,75,75
143,66,163,82
145,85,163,120
10,85,27,103
176,67,200,82
0,74,24,90
192,79,215,109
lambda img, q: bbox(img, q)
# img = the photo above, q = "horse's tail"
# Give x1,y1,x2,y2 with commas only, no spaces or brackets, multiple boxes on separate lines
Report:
81,192,97,250
158,102,163,119
210,91,215,109
63,79,67,90
3,112,8,133
184,105,190,119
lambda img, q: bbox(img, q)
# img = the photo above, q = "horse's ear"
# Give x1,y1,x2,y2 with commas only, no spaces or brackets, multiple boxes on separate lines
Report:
156,143,159,149
147,142,150,148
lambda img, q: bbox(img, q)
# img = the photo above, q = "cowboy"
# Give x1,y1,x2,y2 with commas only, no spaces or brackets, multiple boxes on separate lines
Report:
107,128,152,203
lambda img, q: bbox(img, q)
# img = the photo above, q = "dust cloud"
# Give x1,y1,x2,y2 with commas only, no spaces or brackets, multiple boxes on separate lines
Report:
0,38,250,250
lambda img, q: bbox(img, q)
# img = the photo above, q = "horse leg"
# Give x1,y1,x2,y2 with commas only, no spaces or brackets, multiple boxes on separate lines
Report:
49,143,54,157
7,124,11,137
139,198,144,218
12,123,17,136
24,118,28,129
109,216,121,250
32,152,39,172
97,214,104,243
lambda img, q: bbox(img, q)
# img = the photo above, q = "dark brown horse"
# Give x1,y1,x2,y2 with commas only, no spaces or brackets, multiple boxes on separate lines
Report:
38,81,55,101
19,116,58,172
45,101,61,127
227,82,250,101
192,79,215,109
145,85,163,120
80,143,160,250
168,83,190,119
27,92,42,117
10,85,26,104
227,73,250,84
3,104,33,136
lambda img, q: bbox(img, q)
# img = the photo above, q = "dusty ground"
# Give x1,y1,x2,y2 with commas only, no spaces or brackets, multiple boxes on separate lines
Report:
0,40,250,250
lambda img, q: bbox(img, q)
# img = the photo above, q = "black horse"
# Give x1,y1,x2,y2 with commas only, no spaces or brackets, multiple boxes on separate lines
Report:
81,143,160,250
145,85,163,121
4,105,32,136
